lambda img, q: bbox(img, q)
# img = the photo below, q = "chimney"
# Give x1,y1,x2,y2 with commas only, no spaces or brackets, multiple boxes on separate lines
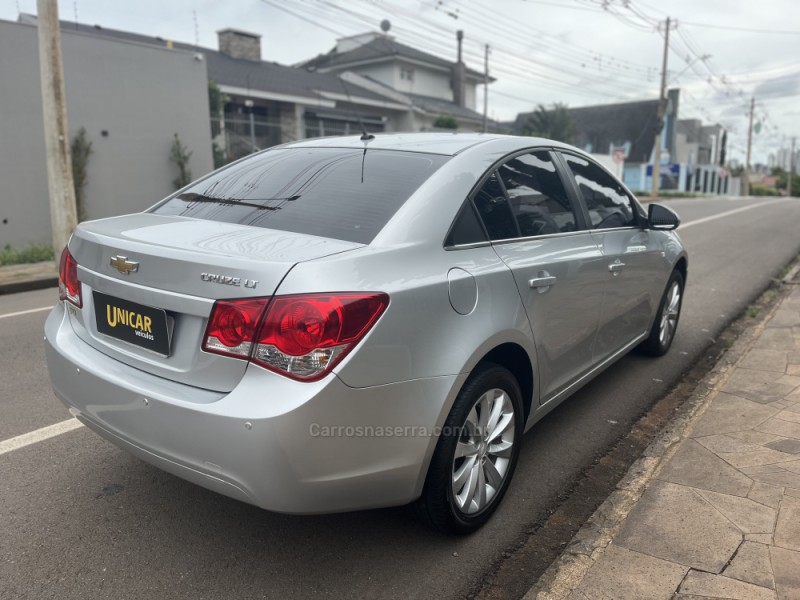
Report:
217,28,261,61
452,30,466,108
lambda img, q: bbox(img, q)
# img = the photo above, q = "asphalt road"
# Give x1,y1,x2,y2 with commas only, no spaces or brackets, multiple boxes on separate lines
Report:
2,196,800,600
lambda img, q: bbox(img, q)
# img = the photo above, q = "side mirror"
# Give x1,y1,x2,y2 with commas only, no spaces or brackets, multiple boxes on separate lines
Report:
648,203,680,230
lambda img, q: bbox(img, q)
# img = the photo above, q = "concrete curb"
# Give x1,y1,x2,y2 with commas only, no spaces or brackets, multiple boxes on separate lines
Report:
783,263,800,284
0,261,58,295
0,276,59,296
524,287,784,600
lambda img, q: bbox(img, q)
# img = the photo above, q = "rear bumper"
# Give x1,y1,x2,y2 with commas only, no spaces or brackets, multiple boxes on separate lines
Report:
45,303,463,514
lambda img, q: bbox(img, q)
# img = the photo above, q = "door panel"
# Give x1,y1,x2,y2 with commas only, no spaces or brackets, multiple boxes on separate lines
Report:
590,229,663,361
558,151,664,362
492,236,605,402
472,149,604,403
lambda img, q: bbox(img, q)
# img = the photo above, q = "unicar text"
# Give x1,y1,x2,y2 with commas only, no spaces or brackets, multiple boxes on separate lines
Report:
106,305,155,341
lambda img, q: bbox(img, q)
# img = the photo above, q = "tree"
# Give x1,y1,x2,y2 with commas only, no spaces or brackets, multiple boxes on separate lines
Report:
775,169,800,197
208,80,230,169
522,103,576,144
170,133,193,190
433,115,458,130
70,127,93,222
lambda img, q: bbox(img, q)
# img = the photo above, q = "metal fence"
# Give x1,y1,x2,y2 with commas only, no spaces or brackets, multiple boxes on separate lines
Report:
211,112,282,165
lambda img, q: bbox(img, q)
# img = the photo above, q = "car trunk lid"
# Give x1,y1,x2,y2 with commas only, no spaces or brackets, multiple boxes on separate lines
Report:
66,213,363,393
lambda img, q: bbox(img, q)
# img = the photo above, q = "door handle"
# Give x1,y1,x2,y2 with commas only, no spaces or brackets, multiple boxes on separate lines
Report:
529,276,557,289
608,262,626,273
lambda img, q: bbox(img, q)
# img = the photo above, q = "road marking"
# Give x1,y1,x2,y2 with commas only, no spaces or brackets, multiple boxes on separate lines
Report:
681,198,793,230
0,418,84,456
0,306,53,320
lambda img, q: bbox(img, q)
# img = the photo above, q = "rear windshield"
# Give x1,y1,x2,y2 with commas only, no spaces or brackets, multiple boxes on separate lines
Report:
151,147,450,244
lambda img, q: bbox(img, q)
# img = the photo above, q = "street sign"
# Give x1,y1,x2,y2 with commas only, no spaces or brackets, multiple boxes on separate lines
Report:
646,164,680,177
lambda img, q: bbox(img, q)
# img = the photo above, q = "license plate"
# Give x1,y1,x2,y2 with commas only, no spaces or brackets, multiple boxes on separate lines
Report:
93,291,171,356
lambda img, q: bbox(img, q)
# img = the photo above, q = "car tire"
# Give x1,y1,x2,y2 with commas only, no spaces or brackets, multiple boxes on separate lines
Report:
416,362,523,535
638,269,684,357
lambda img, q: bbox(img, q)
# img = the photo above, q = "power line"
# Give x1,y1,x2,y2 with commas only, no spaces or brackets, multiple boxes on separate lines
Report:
680,20,800,36
310,0,653,98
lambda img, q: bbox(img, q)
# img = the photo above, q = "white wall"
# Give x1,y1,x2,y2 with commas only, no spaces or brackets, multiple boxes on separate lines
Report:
0,19,213,248
464,81,477,110
344,62,398,90
392,61,452,100
591,154,623,180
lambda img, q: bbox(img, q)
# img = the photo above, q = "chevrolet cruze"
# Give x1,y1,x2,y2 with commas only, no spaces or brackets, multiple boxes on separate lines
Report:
45,133,686,533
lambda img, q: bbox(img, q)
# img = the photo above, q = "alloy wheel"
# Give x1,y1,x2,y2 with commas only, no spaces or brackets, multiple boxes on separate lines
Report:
659,280,681,346
451,388,516,515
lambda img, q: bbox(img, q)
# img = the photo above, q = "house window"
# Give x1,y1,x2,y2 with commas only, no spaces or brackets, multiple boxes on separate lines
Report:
400,67,415,82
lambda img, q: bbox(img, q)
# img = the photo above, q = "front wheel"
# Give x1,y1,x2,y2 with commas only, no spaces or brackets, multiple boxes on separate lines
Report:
639,269,684,356
416,363,523,534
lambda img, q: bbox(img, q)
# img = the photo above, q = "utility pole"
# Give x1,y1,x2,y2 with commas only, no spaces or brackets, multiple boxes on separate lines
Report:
37,0,77,256
789,136,796,197
650,16,671,198
482,44,489,133
743,96,755,196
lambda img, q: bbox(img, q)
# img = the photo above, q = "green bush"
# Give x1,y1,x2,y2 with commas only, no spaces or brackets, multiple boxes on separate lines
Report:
433,115,458,130
71,127,93,222
170,133,193,190
750,185,780,197
0,243,55,266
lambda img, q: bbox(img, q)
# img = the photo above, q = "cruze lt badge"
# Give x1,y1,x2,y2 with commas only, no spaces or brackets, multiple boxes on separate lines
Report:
110,255,139,275
201,272,258,289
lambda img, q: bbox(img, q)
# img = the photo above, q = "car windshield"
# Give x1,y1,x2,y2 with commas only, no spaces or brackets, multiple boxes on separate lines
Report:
151,147,450,244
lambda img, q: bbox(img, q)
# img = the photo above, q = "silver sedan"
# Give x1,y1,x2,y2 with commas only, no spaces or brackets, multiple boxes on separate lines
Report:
45,133,686,534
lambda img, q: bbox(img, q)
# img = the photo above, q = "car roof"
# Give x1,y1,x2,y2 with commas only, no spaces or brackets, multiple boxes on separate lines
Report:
280,133,569,156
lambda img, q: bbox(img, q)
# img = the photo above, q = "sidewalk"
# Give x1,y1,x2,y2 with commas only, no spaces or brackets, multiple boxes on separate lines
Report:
529,280,800,600
0,261,57,294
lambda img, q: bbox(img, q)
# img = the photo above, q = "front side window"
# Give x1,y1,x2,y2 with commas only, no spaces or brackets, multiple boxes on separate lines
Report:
562,154,637,229
498,151,578,236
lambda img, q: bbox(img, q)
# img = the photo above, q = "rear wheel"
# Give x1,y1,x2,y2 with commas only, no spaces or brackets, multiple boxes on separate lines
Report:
417,363,523,534
639,269,684,356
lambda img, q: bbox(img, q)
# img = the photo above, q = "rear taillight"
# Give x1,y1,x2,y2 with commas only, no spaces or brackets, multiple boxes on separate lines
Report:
202,293,389,382
58,247,82,308
202,299,268,359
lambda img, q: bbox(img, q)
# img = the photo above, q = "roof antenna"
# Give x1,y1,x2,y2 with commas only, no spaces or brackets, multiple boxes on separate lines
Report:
192,10,199,46
339,77,375,141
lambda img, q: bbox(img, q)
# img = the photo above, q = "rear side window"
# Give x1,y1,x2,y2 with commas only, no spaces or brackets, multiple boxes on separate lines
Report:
562,153,636,229
473,173,518,240
151,148,450,244
446,202,487,246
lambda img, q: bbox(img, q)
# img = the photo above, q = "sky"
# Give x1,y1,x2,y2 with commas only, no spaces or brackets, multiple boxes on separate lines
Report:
3,0,799,165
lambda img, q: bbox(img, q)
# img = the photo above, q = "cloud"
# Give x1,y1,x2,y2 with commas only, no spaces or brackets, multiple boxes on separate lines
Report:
754,72,800,99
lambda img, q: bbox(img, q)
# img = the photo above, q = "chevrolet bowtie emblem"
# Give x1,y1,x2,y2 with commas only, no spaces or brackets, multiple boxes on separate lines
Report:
110,255,139,275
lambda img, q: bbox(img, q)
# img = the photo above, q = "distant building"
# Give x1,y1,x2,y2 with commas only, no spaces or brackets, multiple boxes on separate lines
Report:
20,17,414,164
512,90,681,192
300,31,494,131
674,119,730,195
776,147,798,172
511,89,733,195
35,18,495,161
1,14,501,247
